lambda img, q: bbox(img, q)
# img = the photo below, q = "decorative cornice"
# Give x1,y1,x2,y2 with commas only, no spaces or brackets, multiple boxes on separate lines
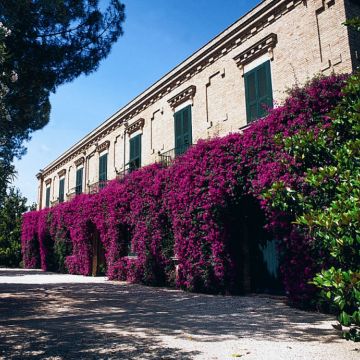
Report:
57,169,66,177
168,85,196,109
74,157,85,167
45,178,52,186
40,0,303,179
125,118,145,135
96,140,110,153
233,33,278,72
36,171,43,180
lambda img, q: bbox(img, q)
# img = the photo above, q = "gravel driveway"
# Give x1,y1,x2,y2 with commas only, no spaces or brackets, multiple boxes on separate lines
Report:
0,268,358,360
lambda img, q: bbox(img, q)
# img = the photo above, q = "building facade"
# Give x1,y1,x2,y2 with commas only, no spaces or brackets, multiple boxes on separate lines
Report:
36,0,359,210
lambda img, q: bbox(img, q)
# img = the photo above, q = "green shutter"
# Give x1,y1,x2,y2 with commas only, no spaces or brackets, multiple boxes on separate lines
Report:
129,134,141,170
245,60,273,123
99,153,108,182
59,178,65,203
76,168,83,194
174,105,192,156
45,187,50,208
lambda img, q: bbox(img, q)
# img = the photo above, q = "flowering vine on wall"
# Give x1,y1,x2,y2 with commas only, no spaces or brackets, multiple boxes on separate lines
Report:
21,74,347,305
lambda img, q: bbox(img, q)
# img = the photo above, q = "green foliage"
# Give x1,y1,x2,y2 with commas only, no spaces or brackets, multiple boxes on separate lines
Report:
344,17,360,32
0,0,125,198
0,187,28,267
264,72,360,339
313,268,360,341
54,235,72,273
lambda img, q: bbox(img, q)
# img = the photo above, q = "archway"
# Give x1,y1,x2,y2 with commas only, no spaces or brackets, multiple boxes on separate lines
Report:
88,222,106,276
226,196,283,294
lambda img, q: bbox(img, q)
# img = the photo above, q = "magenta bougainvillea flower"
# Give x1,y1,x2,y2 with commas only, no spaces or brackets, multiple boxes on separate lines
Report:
21,74,347,305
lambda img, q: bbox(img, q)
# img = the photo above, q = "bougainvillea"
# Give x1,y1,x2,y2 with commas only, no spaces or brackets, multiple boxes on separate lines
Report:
21,73,348,306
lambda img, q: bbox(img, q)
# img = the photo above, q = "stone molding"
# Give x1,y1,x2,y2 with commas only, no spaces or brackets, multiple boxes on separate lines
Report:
57,169,66,177
168,85,196,109
125,118,145,135
74,157,85,167
41,0,303,178
233,33,278,74
45,178,52,186
96,140,110,153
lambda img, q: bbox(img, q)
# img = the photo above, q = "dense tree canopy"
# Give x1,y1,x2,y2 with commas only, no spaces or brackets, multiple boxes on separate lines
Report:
0,187,28,267
0,0,126,201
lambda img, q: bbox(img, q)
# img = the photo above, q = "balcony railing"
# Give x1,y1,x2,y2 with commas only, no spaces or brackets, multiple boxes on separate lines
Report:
88,180,109,194
116,160,140,181
158,143,192,166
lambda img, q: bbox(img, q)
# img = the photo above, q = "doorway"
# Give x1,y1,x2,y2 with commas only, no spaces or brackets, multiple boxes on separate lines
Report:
88,223,106,276
226,197,283,294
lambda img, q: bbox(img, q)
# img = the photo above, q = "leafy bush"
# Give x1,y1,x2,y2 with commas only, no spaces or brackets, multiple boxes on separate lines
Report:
265,72,360,339
0,188,27,267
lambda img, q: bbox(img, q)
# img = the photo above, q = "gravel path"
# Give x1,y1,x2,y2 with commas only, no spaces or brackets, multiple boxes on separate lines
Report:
0,269,358,360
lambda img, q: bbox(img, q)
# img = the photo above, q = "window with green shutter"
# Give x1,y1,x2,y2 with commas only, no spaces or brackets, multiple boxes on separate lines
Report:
59,178,65,203
174,105,192,156
99,153,108,188
129,134,141,171
244,60,273,123
45,187,50,208
75,168,83,195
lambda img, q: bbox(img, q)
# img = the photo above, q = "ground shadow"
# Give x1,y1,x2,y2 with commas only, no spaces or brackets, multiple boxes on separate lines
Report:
0,270,348,359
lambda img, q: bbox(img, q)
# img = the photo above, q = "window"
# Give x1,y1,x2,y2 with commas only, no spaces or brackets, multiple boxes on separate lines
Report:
244,60,273,123
75,168,83,195
174,105,192,156
99,153,108,188
45,187,50,208
129,134,141,171
59,178,65,203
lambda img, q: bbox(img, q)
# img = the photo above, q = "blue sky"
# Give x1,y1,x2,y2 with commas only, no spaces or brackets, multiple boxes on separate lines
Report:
13,0,260,205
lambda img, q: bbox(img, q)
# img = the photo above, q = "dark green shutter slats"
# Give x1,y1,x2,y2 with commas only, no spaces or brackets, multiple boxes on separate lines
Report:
99,153,108,182
75,168,83,194
45,187,50,208
174,105,192,156
59,179,65,203
245,60,273,123
129,134,141,170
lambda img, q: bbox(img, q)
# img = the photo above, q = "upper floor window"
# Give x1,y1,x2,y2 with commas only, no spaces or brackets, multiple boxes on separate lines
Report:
99,153,108,188
59,178,65,203
174,105,192,156
129,134,142,171
45,187,50,208
75,168,83,195
244,60,273,123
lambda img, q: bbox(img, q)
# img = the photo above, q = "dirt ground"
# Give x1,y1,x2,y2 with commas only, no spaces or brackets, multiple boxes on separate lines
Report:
0,268,358,360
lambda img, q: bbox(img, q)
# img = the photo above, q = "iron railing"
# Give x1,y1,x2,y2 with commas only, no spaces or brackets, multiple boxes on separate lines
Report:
158,143,192,166
88,180,109,194
116,160,140,180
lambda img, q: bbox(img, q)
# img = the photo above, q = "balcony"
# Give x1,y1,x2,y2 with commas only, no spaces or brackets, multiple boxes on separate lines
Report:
88,180,109,194
116,160,140,181
158,143,192,166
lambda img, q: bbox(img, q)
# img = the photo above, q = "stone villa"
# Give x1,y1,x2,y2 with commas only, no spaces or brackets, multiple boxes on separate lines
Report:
36,0,359,210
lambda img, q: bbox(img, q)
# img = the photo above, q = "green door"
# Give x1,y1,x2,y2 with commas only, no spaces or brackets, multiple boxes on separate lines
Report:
75,168,83,195
244,60,273,123
59,178,65,203
99,153,108,189
129,134,141,171
45,187,50,208
174,105,192,156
